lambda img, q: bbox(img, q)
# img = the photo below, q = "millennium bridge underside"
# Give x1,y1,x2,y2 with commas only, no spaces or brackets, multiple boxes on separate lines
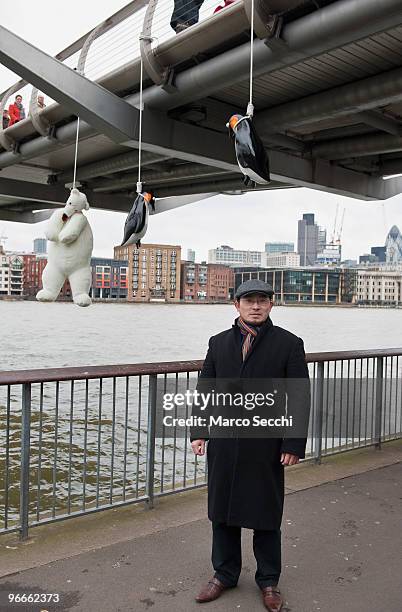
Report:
2,0,402,222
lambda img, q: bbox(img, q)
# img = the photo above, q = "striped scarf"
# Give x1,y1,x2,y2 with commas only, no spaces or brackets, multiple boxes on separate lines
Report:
237,317,259,361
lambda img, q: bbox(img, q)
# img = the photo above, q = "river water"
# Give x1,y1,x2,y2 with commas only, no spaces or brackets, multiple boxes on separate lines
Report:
2,301,402,370
1,301,402,526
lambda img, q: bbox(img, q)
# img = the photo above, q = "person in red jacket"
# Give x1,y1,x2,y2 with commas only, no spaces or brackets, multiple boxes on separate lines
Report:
8,95,26,126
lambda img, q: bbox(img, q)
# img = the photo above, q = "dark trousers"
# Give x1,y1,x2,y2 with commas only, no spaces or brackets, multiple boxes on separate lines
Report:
212,521,281,589
170,0,205,30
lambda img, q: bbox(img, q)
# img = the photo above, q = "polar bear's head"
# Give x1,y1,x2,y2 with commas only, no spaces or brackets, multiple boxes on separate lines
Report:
63,188,90,219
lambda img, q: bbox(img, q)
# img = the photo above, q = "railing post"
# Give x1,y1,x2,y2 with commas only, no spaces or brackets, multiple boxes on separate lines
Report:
314,362,324,464
146,374,157,509
375,357,384,449
19,383,31,540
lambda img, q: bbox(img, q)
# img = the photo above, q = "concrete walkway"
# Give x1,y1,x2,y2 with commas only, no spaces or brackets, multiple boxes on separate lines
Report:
1,441,401,612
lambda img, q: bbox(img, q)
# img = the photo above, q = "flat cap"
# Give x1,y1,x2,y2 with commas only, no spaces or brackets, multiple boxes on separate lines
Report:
235,279,274,300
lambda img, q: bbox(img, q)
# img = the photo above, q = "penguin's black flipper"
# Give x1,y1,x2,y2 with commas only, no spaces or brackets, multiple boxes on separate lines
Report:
228,113,270,185
235,118,270,184
121,194,146,246
249,120,270,183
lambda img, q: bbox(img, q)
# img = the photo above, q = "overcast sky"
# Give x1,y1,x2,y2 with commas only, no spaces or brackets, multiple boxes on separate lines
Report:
2,1,402,261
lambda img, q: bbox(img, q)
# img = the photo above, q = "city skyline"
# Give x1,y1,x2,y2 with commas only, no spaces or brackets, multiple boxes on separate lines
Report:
2,188,401,264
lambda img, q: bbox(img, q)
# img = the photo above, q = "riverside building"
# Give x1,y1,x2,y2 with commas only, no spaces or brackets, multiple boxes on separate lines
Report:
0,249,24,297
356,269,402,305
91,257,128,299
114,243,181,302
234,266,356,304
208,245,263,267
180,261,233,301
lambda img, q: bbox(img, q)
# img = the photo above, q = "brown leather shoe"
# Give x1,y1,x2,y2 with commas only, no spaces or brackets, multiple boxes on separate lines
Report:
261,586,283,612
195,576,229,603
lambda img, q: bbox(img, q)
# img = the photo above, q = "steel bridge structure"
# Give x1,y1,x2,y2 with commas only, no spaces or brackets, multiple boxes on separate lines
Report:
2,0,402,223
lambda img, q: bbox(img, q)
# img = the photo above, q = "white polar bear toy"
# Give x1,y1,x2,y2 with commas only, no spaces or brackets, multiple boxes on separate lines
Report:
36,188,93,307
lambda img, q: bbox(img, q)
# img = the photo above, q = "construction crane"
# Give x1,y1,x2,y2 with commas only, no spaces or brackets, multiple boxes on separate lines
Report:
0,228,8,251
319,205,345,266
330,203,339,244
336,208,346,245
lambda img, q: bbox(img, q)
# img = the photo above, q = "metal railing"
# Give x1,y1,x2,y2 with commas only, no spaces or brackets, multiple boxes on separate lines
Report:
0,0,247,153
1,349,401,539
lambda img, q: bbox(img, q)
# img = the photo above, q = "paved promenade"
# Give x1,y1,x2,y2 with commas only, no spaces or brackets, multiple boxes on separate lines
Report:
1,441,401,612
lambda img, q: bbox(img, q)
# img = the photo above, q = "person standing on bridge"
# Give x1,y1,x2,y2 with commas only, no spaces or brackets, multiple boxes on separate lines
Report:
8,94,26,125
191,279,310,612
37,94,46,109
2,109,10,129
170,0,205,33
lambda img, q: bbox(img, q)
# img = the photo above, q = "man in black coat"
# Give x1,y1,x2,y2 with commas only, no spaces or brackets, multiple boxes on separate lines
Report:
191,279,310,611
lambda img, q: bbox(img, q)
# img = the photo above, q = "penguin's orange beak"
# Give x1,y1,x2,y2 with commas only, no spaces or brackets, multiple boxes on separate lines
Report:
229,115,239,131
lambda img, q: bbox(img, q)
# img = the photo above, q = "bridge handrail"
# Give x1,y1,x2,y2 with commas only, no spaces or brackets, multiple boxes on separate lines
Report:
0,0,148,101
0,0,148,149
1,348,402,385
1,346,401,539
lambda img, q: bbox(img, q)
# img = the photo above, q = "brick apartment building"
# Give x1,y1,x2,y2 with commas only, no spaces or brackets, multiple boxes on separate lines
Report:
207,263,234,301
180,261,208,301
181,261,234,301
114,243,181,302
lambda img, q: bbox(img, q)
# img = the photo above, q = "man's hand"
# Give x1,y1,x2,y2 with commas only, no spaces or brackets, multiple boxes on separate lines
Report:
191,439,206,456
280,452,299,466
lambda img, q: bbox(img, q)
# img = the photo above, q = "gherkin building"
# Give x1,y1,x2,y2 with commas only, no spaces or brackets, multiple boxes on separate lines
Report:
385,226,402,263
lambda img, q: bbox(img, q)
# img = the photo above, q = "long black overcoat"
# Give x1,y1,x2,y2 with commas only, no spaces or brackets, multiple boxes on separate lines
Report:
190,316,310,530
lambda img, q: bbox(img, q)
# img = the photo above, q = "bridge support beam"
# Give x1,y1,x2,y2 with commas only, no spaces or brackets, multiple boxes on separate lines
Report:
0,21,399,203
0,177,134,214
0,208,56,223
0,25,138,144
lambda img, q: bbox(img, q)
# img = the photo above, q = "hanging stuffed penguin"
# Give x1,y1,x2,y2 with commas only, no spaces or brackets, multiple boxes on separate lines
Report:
227,114,270,187
121,191,155,248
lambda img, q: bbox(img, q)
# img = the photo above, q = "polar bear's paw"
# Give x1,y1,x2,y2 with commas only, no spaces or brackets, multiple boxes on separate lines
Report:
36,289,57,302
73,293,92,307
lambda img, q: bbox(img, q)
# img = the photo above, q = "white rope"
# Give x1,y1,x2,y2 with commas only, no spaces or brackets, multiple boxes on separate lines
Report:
246,0,255,118
72,116,80,189
137,48,144,194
